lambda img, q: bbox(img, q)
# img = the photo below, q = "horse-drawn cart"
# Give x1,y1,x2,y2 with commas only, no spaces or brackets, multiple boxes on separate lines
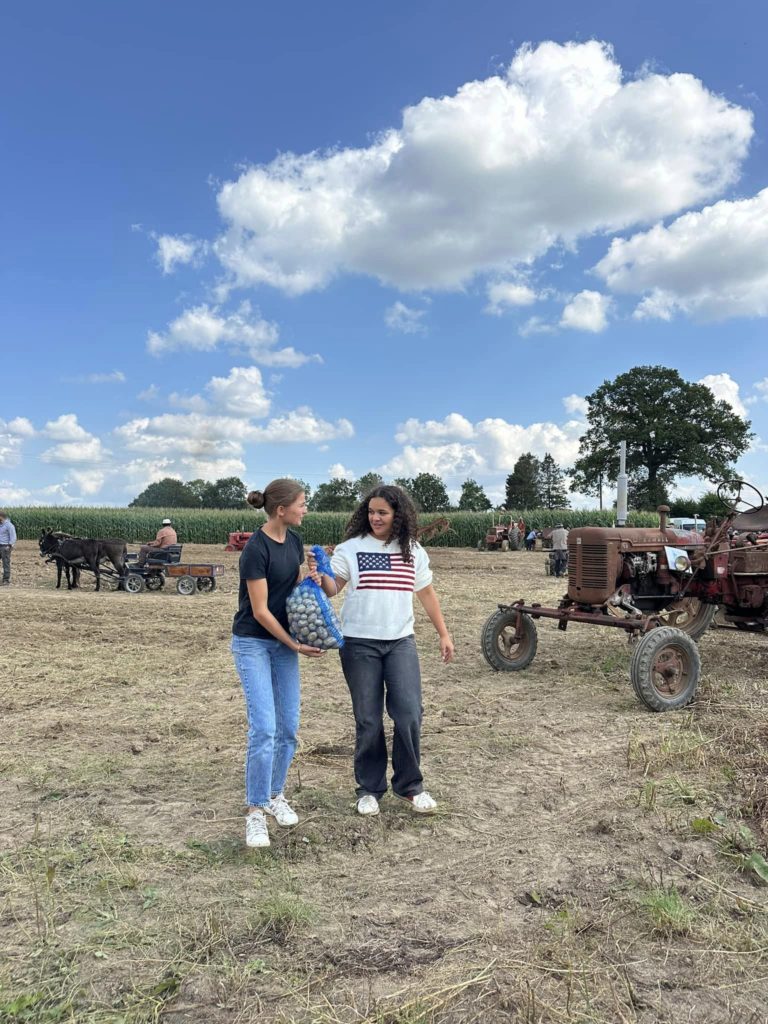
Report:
123,546,224,595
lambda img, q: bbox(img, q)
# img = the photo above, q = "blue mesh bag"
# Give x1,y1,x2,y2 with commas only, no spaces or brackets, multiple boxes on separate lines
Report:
286,545,345,649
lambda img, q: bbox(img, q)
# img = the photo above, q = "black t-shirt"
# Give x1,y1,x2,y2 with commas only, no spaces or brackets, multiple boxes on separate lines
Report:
232,528,305,639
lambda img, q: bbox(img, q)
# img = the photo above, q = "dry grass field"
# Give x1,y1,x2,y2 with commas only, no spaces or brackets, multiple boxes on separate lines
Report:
1,541,768,1024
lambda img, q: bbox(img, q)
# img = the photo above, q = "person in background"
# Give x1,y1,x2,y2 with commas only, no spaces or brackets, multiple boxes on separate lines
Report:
136,517,177,566
231,479,323,849
313,485,454,817
550,523,569,578
0,511,17,586
525,528,537,552
517,517,526,538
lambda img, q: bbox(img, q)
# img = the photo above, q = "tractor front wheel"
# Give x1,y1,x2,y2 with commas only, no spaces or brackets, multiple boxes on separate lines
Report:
481,609,538,671
657,597,716,640
630,627,701,712
501,539,510,552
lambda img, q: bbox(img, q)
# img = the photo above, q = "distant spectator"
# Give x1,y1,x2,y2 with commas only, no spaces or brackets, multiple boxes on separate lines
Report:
550,524,569,577
136,518,178,566
517,518,526,537
0,511,16,585
525,529,537,552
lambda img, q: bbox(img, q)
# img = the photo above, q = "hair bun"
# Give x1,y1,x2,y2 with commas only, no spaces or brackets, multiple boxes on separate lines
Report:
247,490,265,509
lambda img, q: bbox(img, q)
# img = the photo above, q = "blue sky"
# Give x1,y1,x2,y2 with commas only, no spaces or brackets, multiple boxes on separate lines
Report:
1,0,767,507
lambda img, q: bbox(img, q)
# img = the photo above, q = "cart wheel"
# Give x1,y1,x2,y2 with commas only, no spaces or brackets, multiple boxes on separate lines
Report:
176,575,196,596
501,539,510,552
196,576,216,593
145,574,165,591
629,627,701,712
481,608,538,671
124,573,146,595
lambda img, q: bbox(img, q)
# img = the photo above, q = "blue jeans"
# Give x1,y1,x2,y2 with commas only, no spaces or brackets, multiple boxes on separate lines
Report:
231,635,301,808
339,635,423,799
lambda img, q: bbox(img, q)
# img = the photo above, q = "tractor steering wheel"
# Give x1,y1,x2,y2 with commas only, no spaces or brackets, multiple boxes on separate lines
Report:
716,479,764,515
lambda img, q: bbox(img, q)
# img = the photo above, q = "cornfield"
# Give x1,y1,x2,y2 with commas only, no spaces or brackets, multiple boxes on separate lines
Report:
14,506,661,547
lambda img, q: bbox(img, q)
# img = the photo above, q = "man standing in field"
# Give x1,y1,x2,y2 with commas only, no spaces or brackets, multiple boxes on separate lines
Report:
0,511,17,586
136,517,177,566
550,523,569,578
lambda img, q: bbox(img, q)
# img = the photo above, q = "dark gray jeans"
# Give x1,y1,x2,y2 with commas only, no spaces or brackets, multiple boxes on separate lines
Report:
0,545,11,583
339,635,423,799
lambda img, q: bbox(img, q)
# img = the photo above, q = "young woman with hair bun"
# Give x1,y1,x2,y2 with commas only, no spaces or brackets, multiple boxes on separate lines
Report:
231,479,323,848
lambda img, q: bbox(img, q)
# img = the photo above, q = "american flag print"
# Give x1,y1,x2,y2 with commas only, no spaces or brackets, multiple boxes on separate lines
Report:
356,551,415,592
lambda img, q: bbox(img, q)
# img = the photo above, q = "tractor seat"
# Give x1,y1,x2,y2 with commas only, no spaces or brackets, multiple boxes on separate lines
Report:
146,544,183,566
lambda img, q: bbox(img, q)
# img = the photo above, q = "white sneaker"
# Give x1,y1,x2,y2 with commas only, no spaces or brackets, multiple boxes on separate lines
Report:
357,794,380,816
245,810,270,848
400,791,437,814
265,793,299,827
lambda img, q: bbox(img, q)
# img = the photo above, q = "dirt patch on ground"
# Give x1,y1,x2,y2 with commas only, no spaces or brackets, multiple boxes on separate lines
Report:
1,541,767,1023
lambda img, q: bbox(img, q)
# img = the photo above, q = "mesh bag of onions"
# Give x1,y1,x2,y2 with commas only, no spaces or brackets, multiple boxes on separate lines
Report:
286,545,345,649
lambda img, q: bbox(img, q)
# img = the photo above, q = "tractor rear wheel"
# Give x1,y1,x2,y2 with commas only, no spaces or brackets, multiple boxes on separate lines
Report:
629,627,701,712
481,609,537,671
657,597,716,640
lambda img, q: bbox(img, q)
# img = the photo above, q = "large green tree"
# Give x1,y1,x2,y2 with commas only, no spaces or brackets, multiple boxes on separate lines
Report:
129,478,199,508
505,453,542,508
355,471,384,499
570,366,752,510
409,473,451,513
458,478,492,511
539,453,570,509
309,478,358,512
200,477,248,509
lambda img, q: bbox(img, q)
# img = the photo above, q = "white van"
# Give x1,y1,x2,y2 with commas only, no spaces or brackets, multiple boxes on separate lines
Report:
669,516,706,534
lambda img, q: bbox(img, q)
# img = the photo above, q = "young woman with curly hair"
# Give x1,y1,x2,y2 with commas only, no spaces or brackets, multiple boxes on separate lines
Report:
312,485,454,816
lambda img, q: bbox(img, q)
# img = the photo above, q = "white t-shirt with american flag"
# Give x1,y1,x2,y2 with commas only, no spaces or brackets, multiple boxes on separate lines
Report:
330,537,433,640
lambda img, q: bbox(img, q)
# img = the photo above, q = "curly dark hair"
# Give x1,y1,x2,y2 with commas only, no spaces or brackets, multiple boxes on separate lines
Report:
343,485,418,563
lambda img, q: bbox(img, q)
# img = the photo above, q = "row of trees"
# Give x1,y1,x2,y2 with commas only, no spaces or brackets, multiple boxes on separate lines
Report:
128,367,753,514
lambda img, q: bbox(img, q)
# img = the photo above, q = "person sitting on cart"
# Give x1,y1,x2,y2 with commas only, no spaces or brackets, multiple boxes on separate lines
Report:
136,518,178,566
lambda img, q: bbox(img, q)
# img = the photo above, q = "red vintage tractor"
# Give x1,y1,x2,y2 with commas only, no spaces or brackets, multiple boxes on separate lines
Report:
481,480,768,712
477,516,520,552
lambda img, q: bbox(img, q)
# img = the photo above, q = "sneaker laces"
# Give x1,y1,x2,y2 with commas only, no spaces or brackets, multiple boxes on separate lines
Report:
246,811,268,839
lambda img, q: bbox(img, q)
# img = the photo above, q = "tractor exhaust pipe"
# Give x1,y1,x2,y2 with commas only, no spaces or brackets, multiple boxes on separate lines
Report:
616,441,628,526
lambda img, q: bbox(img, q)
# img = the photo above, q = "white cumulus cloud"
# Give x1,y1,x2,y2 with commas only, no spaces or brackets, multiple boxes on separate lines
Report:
44,414,91,442
212,41,751,295
384,301,428,334
328,462,355,480
147,301,321,367
206,366,271,419
698,373,748,419
155,233,208,274
485,281,538,314
560,290,611,332
563,394,588,416
395,413,475,444
380,414,583,481
596,189,768,321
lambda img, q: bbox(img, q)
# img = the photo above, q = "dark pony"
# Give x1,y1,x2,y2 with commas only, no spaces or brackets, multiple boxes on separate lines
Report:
343,485,418,563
